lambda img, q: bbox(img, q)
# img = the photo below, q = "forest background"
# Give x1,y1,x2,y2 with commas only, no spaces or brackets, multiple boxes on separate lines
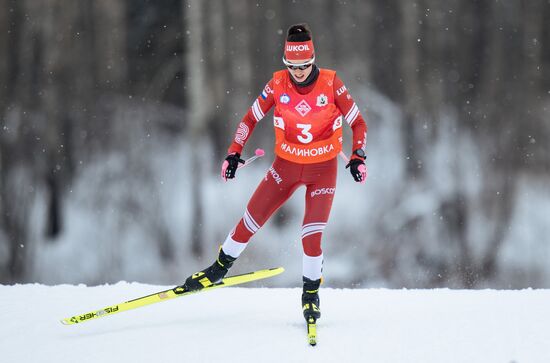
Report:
1,0,549,289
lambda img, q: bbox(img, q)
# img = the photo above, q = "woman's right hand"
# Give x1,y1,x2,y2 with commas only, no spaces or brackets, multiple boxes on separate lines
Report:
221,153,245,181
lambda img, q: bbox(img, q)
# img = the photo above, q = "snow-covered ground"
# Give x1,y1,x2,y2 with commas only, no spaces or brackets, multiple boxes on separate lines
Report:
1,283,549,363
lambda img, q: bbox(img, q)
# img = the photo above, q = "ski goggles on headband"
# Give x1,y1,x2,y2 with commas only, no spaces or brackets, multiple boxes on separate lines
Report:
282,56,315,70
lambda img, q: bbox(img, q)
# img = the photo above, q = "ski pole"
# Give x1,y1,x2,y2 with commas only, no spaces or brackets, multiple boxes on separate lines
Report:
338,151,349,163
238,148,265,169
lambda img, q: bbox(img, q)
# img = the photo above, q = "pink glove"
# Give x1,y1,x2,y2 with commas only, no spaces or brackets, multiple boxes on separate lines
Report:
221,160,230,181
357,164,367,184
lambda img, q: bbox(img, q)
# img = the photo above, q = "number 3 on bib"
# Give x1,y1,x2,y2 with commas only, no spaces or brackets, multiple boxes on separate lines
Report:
297,123,313,144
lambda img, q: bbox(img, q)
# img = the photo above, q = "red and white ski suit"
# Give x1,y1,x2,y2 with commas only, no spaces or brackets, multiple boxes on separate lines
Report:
223,68,367,280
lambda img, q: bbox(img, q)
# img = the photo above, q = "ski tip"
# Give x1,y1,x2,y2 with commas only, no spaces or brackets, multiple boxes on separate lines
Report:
60,317,78,325
268,267,285,277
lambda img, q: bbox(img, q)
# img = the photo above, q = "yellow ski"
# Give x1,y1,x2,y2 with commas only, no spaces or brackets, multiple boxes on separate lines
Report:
61,267,284,325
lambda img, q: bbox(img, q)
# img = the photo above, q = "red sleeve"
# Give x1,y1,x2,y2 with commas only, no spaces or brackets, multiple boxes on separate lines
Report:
334,75,368,160
228,79,275,155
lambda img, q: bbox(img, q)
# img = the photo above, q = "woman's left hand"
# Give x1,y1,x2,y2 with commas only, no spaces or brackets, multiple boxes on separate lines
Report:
346,159,367,184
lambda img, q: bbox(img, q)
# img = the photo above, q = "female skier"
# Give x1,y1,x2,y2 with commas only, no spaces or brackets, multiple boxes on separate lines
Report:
183,23,367,322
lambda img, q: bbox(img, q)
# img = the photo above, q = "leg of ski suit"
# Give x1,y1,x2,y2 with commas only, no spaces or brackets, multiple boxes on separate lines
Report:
222,156,337,280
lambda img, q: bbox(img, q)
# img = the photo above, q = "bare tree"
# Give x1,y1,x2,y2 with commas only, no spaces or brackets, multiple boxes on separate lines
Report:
0,0,40,281
225,0,253,121
399,1,422,177
0,0,7,113
205,0,230,157
183,0,208,257
0,0,7,205
92,0,127,91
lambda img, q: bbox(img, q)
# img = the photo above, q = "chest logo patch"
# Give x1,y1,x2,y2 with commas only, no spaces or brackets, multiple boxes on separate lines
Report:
316,94,328,107
280,93,291,104
295,99,312,117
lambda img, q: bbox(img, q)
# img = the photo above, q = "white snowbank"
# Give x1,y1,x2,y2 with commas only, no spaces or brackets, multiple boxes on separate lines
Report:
1,283,549,363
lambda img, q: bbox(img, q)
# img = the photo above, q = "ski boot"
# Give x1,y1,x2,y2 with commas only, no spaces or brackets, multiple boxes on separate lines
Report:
182,248,237,292
302,277,321,321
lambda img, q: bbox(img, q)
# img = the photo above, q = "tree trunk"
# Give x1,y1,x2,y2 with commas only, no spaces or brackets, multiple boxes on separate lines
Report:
40,0,83,239
92,0,127,91
399,1,422,177
205,0,229,158
0,0,38,282
0,0,7,113
183,0,207,258
0,0,8,219
225,0,252,120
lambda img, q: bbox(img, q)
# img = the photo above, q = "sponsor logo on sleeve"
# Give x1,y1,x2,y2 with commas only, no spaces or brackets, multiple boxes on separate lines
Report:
235,122,249,146
336,85,347,96
261,84,273,100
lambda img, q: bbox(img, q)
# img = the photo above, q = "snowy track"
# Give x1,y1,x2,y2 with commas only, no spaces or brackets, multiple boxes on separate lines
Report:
1,284,549,363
